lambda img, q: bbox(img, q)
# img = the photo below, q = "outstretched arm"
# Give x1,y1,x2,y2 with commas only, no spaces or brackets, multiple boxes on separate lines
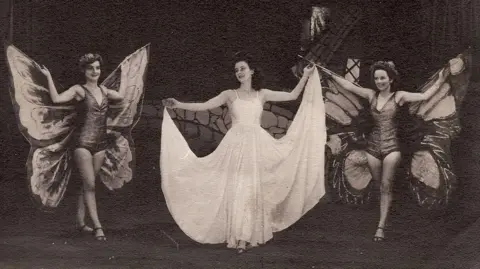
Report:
395,68,449,105
329,72,375,101
163,90,229,111
106,61,130,102
262,65,314,102
38,64,81,104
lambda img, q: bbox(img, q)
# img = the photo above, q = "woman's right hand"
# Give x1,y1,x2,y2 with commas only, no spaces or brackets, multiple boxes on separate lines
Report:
162,98,179,109
36,63,52,78
302,64,315,78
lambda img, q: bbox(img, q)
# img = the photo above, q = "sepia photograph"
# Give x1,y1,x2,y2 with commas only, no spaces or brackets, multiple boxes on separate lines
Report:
0,0,479,268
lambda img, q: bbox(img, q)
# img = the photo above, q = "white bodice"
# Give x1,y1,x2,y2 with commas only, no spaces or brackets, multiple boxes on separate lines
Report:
229,91,263,127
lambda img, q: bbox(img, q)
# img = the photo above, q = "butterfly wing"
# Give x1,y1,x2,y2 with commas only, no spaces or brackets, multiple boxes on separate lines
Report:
98,44,150,190
5,43,77,209
319,71,374,205
407,49,472,209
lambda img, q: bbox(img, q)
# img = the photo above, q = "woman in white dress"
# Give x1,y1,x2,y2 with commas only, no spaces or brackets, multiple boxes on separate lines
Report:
161,53,327,253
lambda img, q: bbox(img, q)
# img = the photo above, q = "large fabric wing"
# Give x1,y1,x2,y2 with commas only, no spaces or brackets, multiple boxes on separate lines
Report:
450,48,473,110
98,44,150,190
407,49,472,209
320,72,374,205
323,76,370,137
410,49,472,120
5,43,77,209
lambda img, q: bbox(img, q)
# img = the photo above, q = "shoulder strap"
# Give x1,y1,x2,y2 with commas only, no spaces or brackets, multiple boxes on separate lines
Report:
79,84,91,97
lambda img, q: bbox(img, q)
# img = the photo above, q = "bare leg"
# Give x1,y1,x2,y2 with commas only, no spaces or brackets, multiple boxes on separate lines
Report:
74,148,105,240
366,153,383,241
92,150,106,239
76,188,93,232
375,151,401,240
366,153,383,185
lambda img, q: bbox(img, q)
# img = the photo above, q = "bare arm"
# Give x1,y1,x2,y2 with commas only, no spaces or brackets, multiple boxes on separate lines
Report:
395,68,449,105
39,65,81,104
106,88,124,101
262,64,314,102
164,90,229,111
262,76,309,102
106,61,130,101
330,73,375,101
105,80,127,102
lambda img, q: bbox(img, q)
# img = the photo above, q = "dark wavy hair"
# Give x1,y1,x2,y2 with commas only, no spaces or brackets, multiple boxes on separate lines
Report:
78,53,103,73
232,51,264,91
369,60,399,92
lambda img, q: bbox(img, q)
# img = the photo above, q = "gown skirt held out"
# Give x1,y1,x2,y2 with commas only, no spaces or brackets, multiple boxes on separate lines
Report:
160,69,327,248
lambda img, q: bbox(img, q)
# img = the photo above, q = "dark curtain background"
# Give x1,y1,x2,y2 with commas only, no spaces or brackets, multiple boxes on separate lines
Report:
1,0,479,215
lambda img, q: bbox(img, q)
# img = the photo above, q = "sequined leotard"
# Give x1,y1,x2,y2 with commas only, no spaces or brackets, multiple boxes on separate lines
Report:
366,92,400,160
76,85,108,154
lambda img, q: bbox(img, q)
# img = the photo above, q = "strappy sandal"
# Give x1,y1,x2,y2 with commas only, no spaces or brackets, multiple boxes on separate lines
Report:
236,241,248,254
373,226,386,242
93,227,107,241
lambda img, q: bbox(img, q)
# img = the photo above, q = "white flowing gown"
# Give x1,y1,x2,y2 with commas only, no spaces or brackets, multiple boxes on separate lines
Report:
160,68,326,248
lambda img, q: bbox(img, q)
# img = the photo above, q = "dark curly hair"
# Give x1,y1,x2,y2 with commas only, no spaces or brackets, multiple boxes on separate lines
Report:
232,51,265,91
78,53,103,73
369,60,399,92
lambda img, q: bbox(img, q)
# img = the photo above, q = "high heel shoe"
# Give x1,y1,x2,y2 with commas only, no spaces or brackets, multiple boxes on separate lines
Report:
93,227,107,241
236,240,248,254
373,226,385,242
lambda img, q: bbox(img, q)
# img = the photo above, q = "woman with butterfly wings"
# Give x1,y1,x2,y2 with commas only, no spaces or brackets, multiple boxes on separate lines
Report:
5,43,150,241
318,50,471,242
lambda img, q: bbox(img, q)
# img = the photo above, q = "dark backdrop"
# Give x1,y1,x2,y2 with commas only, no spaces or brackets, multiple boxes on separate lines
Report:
1,0,479,216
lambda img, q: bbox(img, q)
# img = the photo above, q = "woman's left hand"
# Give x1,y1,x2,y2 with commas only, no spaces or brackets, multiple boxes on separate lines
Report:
162,98,179,108
438,67,449,82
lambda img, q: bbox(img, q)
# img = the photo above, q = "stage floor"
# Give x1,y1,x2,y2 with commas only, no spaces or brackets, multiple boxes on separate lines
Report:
0,172,477,269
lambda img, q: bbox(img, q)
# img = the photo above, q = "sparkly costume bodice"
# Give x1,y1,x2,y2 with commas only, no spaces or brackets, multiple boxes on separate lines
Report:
366,92,400,159
76,85,108,152
370,93,397,138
